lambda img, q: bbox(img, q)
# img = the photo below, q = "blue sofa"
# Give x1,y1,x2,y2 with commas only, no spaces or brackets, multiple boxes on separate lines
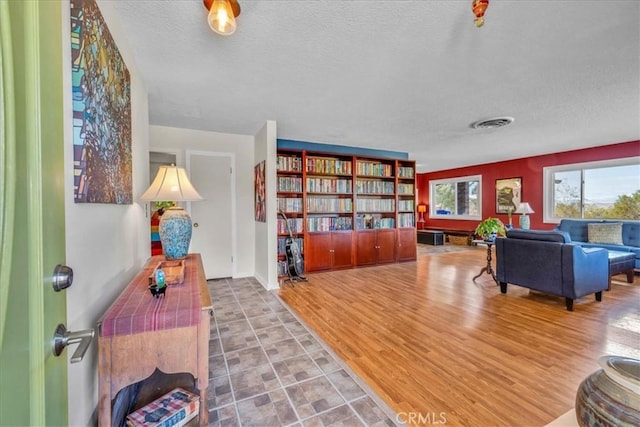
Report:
555,219,640,269
495,229,609,311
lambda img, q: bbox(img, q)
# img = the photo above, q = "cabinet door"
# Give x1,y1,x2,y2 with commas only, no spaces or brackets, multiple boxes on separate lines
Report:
306,233,333,272
331,231,354,269
356,230,377,266
397,228,417,262
376,229,397,264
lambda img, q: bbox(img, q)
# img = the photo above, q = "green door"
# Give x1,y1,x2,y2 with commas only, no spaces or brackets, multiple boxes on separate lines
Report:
0,1,69,425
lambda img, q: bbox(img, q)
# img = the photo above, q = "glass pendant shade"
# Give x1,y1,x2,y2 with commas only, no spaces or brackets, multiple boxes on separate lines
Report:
141,166,203,260
472,0,489,27
208,0,237,35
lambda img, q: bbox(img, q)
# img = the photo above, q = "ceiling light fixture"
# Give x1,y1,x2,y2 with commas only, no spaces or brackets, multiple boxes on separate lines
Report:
203,0,241,36
472,0,489,27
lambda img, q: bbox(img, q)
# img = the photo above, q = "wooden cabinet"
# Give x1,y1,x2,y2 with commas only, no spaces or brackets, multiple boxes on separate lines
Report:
356,229,396,266
276,148,416,276
306,231,353,272
397,228,417,262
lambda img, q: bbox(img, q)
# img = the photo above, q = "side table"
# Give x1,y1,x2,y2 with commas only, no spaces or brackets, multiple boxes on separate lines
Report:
472,239,498,284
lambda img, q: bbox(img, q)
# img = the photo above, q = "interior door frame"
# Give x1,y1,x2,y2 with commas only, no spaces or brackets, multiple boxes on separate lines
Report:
186,149,237,278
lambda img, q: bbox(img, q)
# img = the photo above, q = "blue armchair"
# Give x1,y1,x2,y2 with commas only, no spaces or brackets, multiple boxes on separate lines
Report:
495,230,609,311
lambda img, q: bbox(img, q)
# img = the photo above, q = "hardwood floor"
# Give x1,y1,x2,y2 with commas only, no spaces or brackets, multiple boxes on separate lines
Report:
278,247,640,426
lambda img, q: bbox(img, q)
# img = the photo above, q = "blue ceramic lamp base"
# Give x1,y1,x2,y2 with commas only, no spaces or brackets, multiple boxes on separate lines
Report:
519,214,530,230
159,206,193,260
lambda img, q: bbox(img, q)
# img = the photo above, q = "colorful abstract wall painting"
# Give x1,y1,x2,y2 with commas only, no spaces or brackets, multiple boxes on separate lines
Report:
70,0,132,204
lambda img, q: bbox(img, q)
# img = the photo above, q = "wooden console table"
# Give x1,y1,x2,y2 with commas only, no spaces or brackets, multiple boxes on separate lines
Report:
98,254,212,426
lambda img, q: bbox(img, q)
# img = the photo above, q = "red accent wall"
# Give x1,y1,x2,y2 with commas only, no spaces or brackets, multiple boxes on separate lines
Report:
417,140,639,231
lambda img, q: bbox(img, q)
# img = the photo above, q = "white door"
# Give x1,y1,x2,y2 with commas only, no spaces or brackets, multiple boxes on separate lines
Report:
188,151,234,279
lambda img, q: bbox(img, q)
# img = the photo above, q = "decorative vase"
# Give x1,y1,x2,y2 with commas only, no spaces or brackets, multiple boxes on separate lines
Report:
159,206,192,260
575,355,640,427
484,232,497,242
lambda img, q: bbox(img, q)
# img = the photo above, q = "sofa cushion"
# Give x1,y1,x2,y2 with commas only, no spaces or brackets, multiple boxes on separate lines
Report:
622,222,640,247
506,229,571,243
588,222,623,245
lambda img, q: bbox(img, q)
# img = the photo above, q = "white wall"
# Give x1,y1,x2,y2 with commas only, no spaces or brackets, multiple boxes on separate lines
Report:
62,1,150,424
254,121,278,289
150,125,256,278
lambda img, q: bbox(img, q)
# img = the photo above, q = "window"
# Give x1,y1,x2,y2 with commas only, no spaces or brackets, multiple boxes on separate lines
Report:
429,175,481,220
543,157,640,223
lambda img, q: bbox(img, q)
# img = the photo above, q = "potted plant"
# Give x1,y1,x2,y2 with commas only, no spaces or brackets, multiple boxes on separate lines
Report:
475,217,506,242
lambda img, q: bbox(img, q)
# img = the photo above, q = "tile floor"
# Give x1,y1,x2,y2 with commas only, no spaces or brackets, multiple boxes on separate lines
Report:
206,277,398,427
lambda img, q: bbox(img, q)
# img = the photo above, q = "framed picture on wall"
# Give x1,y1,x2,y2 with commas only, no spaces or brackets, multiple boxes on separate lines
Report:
255,160,266,222
496,177,522,214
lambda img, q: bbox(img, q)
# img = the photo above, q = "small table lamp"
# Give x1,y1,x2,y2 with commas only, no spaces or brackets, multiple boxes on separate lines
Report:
515,202,534,230
417,204,427,229
141,165,203,260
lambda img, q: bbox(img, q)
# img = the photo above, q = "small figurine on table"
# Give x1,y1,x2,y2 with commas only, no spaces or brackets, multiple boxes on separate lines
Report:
149,268,166,298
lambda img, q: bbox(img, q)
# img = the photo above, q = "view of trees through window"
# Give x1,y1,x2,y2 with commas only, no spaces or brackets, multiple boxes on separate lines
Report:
553,163,640,220
432,177,480,218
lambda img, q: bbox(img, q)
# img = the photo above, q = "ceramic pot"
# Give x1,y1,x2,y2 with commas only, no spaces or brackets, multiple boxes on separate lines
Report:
575,355,640,426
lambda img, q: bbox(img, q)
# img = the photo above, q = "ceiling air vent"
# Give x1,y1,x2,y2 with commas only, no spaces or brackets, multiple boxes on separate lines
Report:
470,117,514,129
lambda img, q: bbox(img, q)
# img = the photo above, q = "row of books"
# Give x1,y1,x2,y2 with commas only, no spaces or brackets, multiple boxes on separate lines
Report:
277,260,290,277
398,200,415,211
356,199,395,212
398,213,415,228
306,157,353,175
277,218,303,234
277,237,304,255
306,197,353,213
306,216,353,232
356,161,393,177
277,155,303,172
355,180,395,195
356,215,395,229
277,176,302,192
397,166,415,178
306,178,352,193
277,197,303,213
398,183,415,195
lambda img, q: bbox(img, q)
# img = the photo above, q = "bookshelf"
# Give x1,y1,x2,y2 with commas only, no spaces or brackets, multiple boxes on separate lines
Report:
276,149,416,277
276,151,305,277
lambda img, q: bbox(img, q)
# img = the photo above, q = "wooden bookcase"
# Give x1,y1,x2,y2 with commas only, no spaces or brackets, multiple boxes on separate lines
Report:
276,149,416,278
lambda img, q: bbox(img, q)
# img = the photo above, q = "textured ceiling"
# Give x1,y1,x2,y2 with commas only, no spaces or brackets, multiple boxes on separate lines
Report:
111,0,640,172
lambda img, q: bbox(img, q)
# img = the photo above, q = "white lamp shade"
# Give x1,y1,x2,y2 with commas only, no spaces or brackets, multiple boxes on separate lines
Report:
140,166,203,202
515,202,534,214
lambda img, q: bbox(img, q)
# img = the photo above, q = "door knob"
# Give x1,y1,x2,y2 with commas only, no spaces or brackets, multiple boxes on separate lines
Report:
53,324,94,363
52,264,73,292
193,222,199,228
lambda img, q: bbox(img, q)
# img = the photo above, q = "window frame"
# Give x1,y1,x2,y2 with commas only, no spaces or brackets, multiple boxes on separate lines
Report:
429,175,482,220
543,156,640,224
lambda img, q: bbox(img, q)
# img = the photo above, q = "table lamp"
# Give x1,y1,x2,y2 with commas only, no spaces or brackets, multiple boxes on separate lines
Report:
140,165,203,259
417,204,427,229
515,202,534,230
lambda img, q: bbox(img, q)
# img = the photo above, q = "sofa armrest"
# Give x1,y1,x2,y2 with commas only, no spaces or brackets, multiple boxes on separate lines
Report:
562,245,609,298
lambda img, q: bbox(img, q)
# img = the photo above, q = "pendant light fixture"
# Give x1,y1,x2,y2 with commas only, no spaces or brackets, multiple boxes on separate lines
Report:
472,0,489,27
203,0,241,36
